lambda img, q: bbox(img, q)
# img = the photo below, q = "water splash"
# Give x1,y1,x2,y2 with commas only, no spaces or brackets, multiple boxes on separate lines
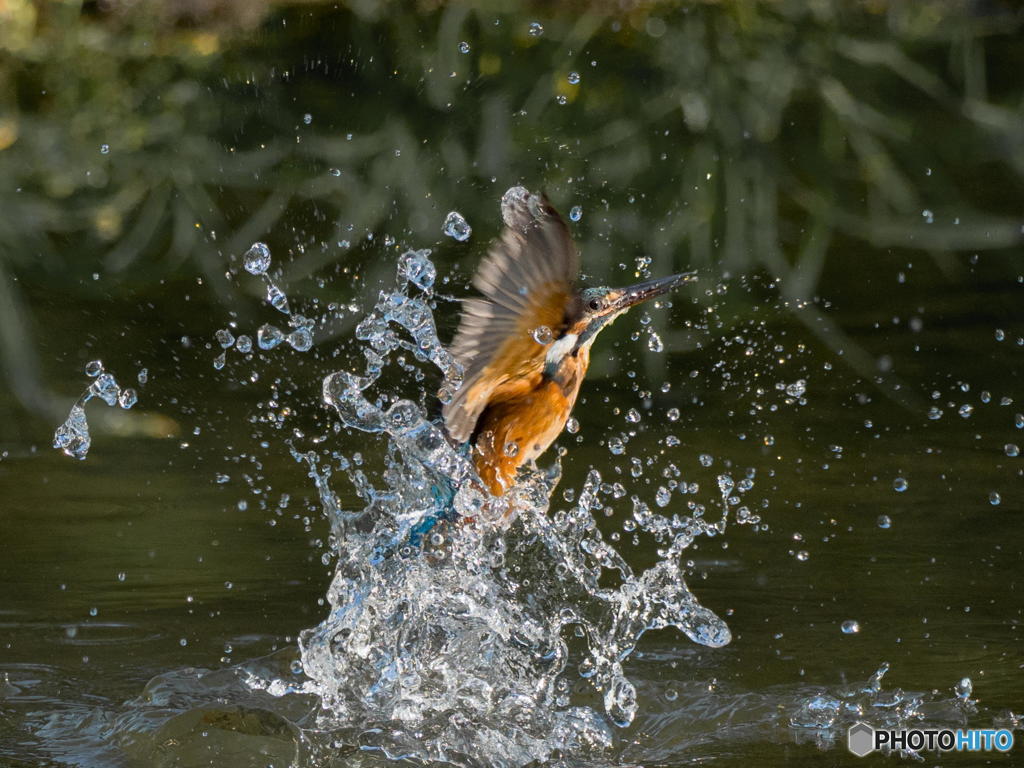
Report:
53,361,138,460
264,247,738,765
789,663,983,758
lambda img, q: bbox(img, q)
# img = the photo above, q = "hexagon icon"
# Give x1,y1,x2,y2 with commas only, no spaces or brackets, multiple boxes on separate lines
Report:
848,722,875,757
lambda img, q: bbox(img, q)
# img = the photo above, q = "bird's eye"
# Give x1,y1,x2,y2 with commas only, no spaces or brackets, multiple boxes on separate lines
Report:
588,298,602,311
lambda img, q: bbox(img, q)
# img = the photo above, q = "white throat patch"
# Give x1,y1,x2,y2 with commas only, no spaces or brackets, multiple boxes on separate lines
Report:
545,333,578,366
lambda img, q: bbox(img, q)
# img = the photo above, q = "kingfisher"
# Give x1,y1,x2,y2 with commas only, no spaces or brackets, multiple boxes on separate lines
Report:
443,188,696,496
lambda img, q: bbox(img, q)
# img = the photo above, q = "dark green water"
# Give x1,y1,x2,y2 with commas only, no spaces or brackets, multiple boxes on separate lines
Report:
1,2,1022,766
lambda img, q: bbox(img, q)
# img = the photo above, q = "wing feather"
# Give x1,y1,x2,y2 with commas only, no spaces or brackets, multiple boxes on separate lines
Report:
443,189,578,443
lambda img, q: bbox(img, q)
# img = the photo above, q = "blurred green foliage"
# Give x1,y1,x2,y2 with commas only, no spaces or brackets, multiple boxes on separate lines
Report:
1,0,1022,419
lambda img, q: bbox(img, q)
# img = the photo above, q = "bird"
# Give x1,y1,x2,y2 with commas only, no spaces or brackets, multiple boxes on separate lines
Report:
442,188,696,496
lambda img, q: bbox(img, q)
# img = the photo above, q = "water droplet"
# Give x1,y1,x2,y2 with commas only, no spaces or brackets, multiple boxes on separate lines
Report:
215,328,235,349
927,406,943,420
565,417,580,435
287,328,314,352
555,94,567,105
841,620,860,634
893,477,908,493
528,21,544,36
136,368,148,385
258,324,284,350
243,242,272,275
667,408,680,421
626,408,641,424
504,441,519,458
996,329,1006,341
235,335,253,354
266,283,290,314
99,144,110,154
398,249,436,291
90,373,120,406
647,332,664,353
877,515,892,529
655,487,671,507
989,491,1001,506
785,379,807,398
567,71,580,85
532,325,554,344
795,550,809,562
117,388,137,409
608,437,625,455
569,205,582,222
763,435,775,446
303,113,312,125
443,211,472,241
955,677,973,700
1005,443,1019,458
328,168,342,177
458,41,470,54
699,453,713,467
958,404,974,418
85,360,104,377
213,351,226,370
54,404,91,460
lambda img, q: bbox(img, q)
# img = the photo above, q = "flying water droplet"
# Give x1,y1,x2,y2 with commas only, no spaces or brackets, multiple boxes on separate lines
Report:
528,21,544,37
54,404,91,460
235,335,252,354
988,491,1001,506
443,211,472,242
85,360,103,377
258,324,284,350
504,441,519,458
532,326,554,344
1005,443,1019,458
398,249,436,291
287,327,314,352
567,71,580,85
215,329,235,349
117,388,137,409
841,620,861,634
785,379,807,398
266,284,290,314
877,515,892,529
458,41,470,54
893,477,908,492
243,242,272,275
647,332,664,353
90,373,120,406
565,417,580,434
569,205,582,222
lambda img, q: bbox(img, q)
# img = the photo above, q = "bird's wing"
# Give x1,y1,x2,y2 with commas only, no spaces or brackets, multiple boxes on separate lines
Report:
443,190,579,443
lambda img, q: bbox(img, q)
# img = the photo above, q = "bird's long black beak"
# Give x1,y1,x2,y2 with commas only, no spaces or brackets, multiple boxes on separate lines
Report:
612,271,697,312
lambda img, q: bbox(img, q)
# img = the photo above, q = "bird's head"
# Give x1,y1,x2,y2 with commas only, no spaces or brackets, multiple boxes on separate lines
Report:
570,271,697,348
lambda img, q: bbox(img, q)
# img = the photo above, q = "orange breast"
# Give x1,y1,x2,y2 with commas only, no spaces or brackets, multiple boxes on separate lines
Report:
472,349,587,495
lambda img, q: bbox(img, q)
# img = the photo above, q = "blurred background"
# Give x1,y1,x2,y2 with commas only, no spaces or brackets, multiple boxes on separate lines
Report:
1,1,1022,765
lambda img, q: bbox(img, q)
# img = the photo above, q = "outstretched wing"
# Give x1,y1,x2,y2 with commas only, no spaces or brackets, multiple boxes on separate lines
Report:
443,189,579,443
